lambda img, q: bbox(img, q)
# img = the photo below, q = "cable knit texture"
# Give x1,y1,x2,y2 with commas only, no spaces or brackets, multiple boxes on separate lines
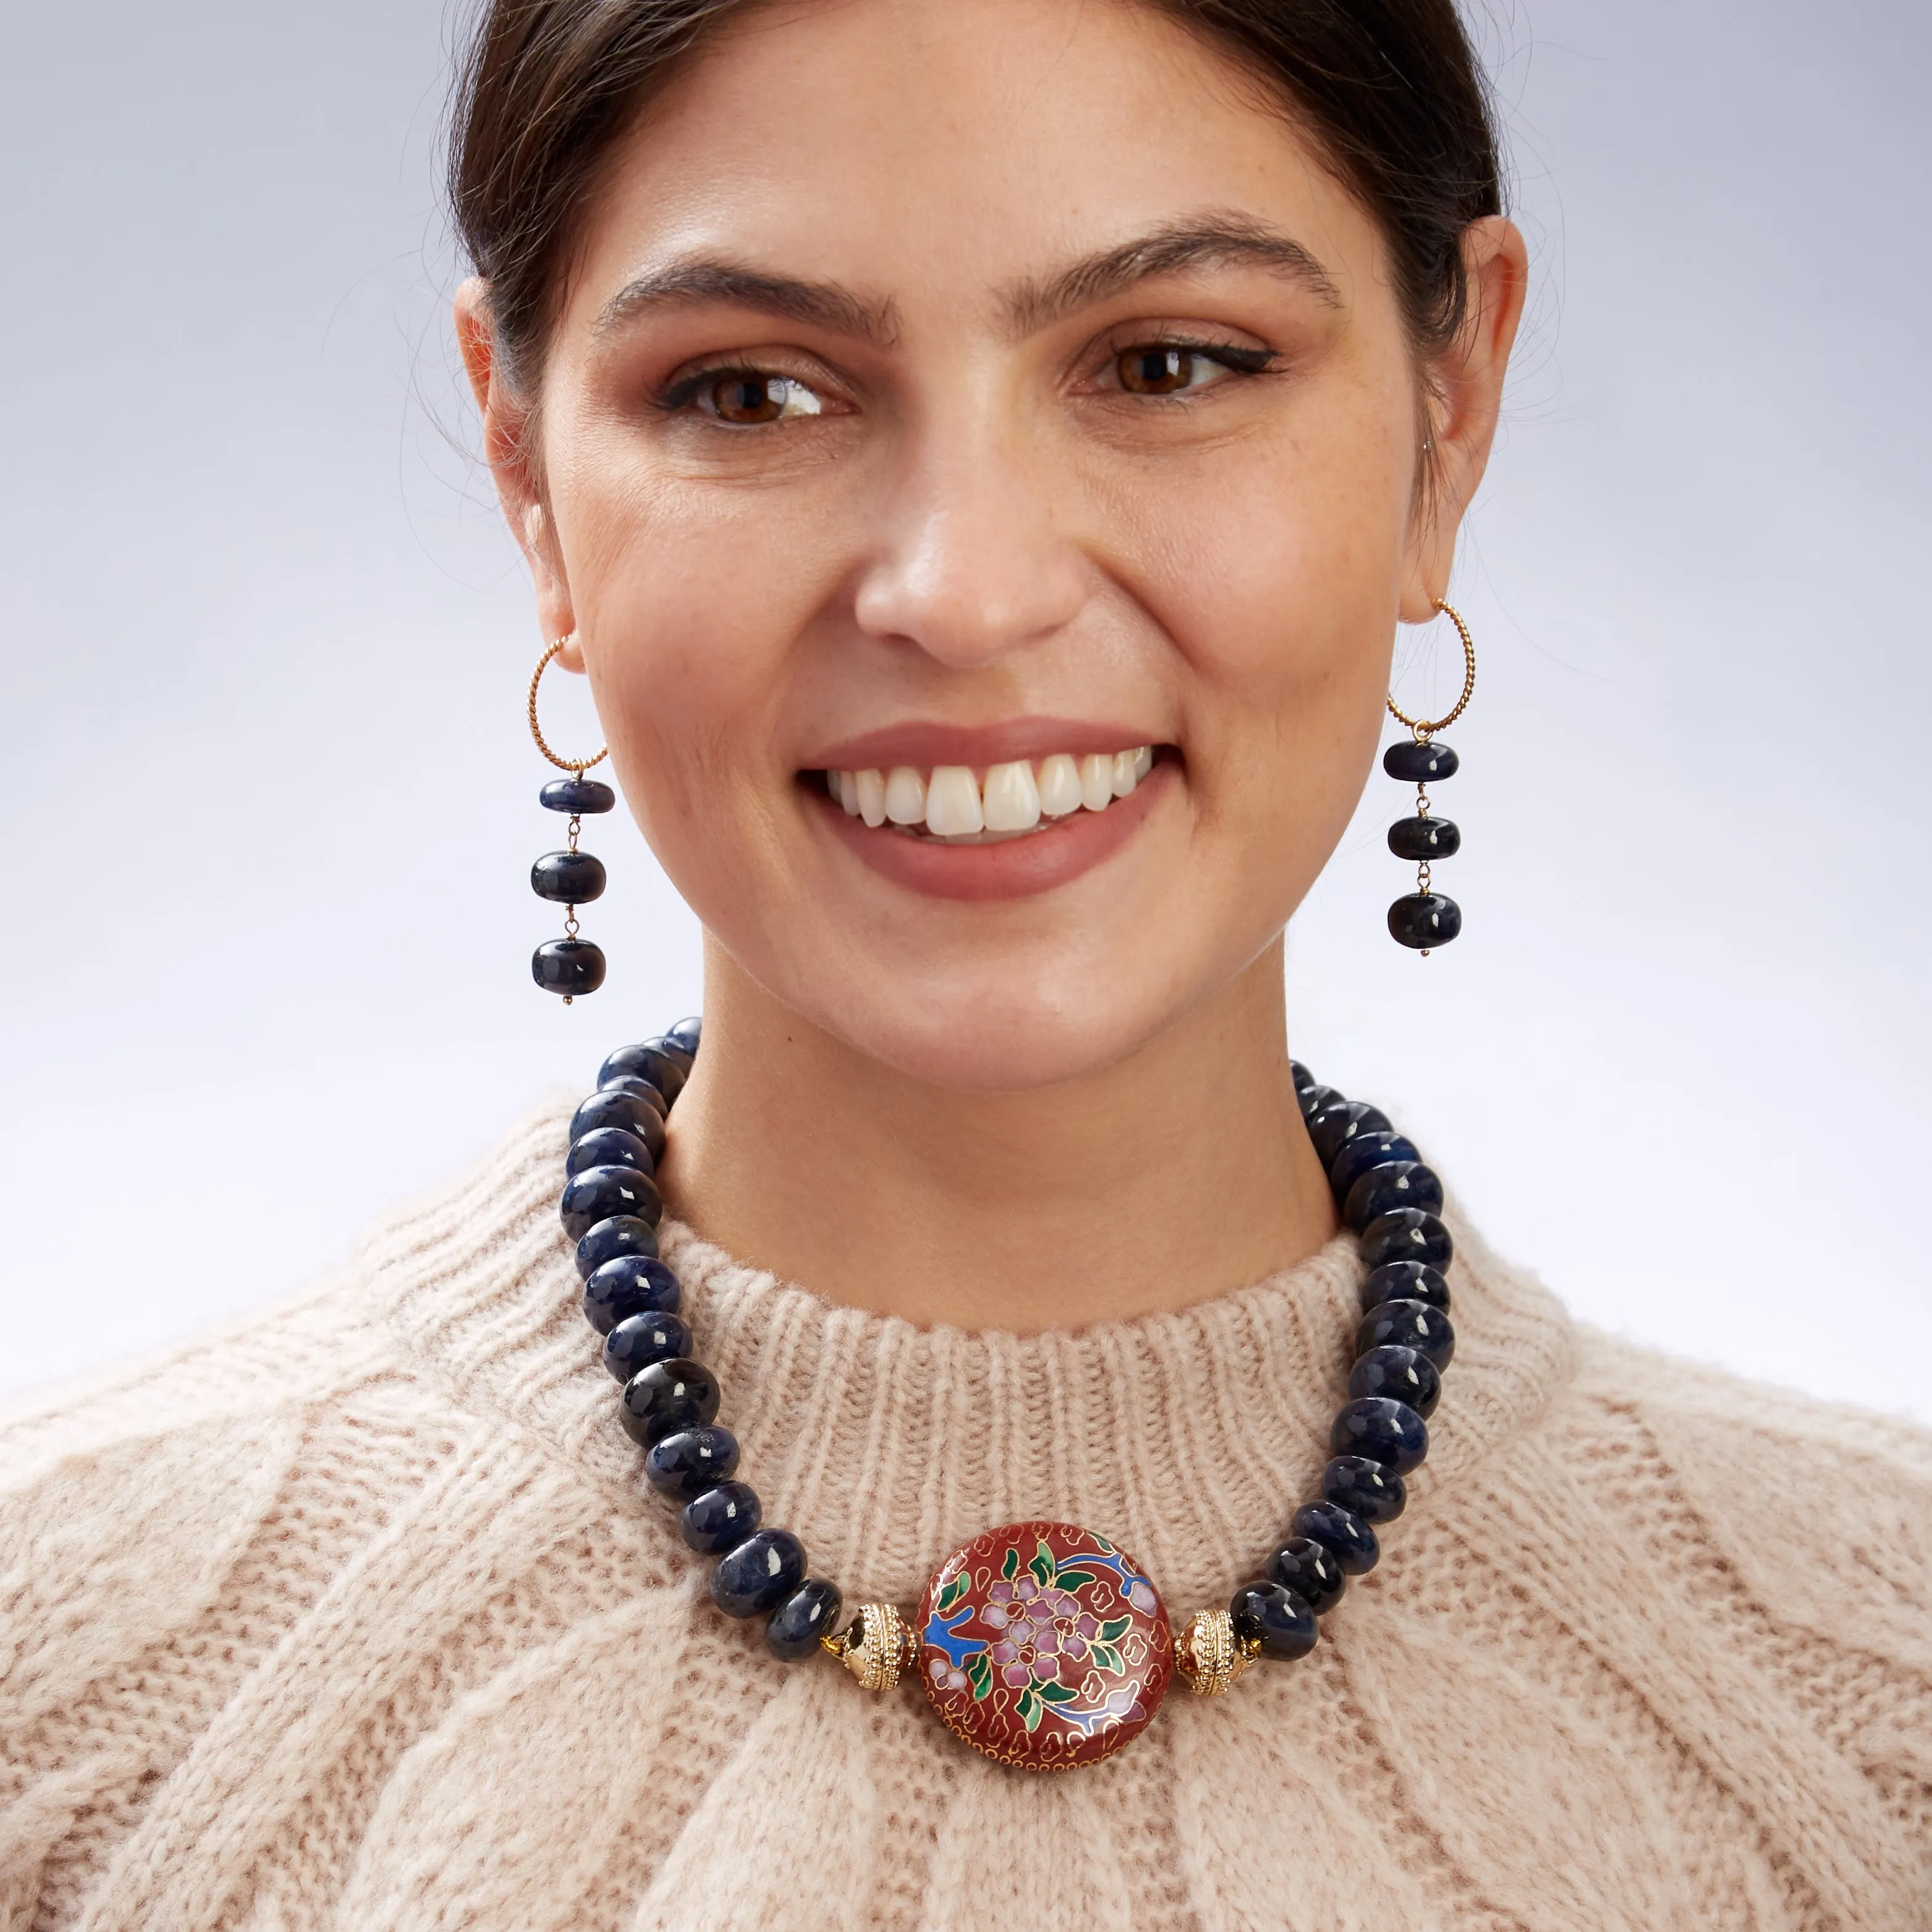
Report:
3,1100,1929,1930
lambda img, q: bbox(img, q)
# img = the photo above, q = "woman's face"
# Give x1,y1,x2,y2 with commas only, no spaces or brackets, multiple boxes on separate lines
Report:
474,0,1511,1091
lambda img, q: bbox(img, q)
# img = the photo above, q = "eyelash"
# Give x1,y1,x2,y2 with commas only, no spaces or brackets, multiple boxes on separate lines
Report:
651,338,1279,422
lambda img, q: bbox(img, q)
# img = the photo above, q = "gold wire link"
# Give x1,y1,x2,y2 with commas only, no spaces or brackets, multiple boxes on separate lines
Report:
1386,597,1476,740
527,637,609,775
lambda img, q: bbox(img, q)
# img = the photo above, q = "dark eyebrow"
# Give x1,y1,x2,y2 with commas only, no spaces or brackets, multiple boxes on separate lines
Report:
593,258,899,345
1002,214,1343,333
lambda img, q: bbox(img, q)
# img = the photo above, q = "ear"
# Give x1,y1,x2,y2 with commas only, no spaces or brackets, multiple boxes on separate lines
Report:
455,276,581,669
1400,216,1530,622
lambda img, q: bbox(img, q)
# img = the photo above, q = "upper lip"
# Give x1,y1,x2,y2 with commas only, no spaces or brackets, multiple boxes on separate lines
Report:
802,716,1163,771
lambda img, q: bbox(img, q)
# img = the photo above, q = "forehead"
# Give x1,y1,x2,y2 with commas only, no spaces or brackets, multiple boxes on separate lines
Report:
562,0,1381,327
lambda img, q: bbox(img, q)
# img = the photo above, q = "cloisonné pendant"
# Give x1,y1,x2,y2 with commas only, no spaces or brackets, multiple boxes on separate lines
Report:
914,1520,1173,1770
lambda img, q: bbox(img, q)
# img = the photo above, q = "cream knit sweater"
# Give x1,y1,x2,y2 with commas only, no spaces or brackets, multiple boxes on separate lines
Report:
2,1101,1928,1931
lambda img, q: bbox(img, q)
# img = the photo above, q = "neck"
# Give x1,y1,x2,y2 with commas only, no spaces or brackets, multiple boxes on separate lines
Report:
662,943,1336,1333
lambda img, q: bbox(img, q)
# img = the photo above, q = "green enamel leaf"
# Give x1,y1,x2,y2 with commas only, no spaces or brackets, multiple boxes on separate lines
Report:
1089,1643,1122,1674
937,1573,969,1614
968,1656,993,1702
1001,1545,1020,1582
1098,1616,1132,1643
1036,1680,1077,1704
1018,1688,1043,1732
1029,1543,1055,1586
1053,1569,1095,1593
1092,1533,1117,1555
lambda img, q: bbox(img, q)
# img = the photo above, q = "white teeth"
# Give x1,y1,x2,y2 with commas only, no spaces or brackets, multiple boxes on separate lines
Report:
1079,754,1114,812
982,760,1042,832
1037,752,1082,818
884,766,927,824
925,765,985,836
826,746,1156,837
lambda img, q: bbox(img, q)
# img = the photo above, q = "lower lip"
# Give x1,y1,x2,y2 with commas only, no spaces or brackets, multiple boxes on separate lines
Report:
808,761,1175,903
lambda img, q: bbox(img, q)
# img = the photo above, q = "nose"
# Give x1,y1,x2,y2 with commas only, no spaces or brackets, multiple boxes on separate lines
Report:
852,423,1088,668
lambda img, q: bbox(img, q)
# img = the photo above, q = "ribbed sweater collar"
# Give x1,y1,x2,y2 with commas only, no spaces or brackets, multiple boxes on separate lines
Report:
371,1100,1576,1608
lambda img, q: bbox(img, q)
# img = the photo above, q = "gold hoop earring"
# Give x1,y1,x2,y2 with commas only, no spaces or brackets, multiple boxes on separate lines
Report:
1383,597,1475,956
527,636,612,1002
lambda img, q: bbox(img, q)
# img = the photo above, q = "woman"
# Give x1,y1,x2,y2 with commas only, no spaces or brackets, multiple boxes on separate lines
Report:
3,1,1926,1925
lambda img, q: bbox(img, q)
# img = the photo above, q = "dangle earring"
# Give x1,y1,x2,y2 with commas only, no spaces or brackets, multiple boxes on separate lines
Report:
1384,597,1475,956
527,636,613,1002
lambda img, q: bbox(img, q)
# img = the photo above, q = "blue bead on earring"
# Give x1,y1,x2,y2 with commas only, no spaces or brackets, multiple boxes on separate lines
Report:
527,635,611,1002
1384,597,1475,956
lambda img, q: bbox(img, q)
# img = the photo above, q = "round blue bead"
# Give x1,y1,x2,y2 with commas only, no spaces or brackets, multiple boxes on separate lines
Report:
1321,1455,1406,1525
1297,1082,1341,1125
1359,1208,1453,1275
711,1528,808,1618
560,1164,661,1242
569,1088,665,1161
1307,1099,1393,1173
767,1578,844,1661
645,1426,740,1501
1348,1344,1441,1421
1360,1261,1450,1314
619,1358,719,1447
1384,740,1458,783
1343,1160,1443,1234
566,1126,655,1182
1387,815,1460,861
602,1311,693,1383
582,1255,681,1334
573,1215,658,1282
1228,1581,1318,1661
540,776,617,813
681,1479,762,1552
1264,1537,1347,1617
1289,1060,1319,1098
1387,893,1462,949
531,850,607,904
532,938,606,997
1330,1395,1429,1475
1293,1499,1380,1576
1330,1133,1421,1201
666,1015,703,1054
1355,1297,1456,1371
600,1041,688,1106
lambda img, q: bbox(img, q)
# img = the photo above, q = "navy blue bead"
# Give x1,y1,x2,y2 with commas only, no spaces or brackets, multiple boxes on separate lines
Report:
602,1310,693,1382
569,1088,665,1161
573,1215,658,1282
1297,1082,1341,1125
645,1425,740,1501
1228,1581,1319,1661
582,1254,681,1334
1307,1099,1393,1172
1387,893,1462,949
1321,1455,1407,1525
1348,1344,1441,1420
533,938,606,997
1289,1060,1319,1098
1355,1296,1456,1371
1343,1160,1443,1234
1330,1133,1421,1201
666,1015,703,1054
1384,740,1458,783
566,1126,655,1182
1330,1395,1429,1474
711,1528,808,1618
561,1164,661,1242
540,776,616,813
531,850,607,904
1264,1537,1347,1616
767,1578,844,1661
1360,1260,1451,1315
681,1479,761,1552
619,1358,720,1447
601,1041,687,1106
1388,815,1460,861
1292,1499,1379,1576
1360,1208,1453,1275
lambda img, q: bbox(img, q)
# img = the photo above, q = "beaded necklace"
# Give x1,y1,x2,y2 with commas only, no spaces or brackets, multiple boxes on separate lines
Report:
561,1019,1455,1771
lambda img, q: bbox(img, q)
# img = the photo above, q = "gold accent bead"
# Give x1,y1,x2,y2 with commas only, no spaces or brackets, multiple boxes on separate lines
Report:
1175,1610,1257,1697
824,1602,917,1691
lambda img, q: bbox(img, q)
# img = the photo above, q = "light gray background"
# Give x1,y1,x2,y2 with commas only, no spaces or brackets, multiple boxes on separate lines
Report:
2,1,1926,1418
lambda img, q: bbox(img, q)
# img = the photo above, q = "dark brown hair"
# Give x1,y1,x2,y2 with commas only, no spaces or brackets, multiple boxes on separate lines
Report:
449,0,1503,397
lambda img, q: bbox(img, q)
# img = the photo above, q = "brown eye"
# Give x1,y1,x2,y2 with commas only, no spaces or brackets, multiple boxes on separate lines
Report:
710,375,786,423
1117,347,1197,394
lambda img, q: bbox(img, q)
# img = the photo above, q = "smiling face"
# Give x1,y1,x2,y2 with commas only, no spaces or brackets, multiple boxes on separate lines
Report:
468,0,1512,1092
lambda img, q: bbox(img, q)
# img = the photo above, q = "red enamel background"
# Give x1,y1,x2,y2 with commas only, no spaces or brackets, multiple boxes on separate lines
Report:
914,1520,1173,1770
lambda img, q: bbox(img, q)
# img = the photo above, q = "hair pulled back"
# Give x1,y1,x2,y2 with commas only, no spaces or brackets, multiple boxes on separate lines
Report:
449,0,1503,397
